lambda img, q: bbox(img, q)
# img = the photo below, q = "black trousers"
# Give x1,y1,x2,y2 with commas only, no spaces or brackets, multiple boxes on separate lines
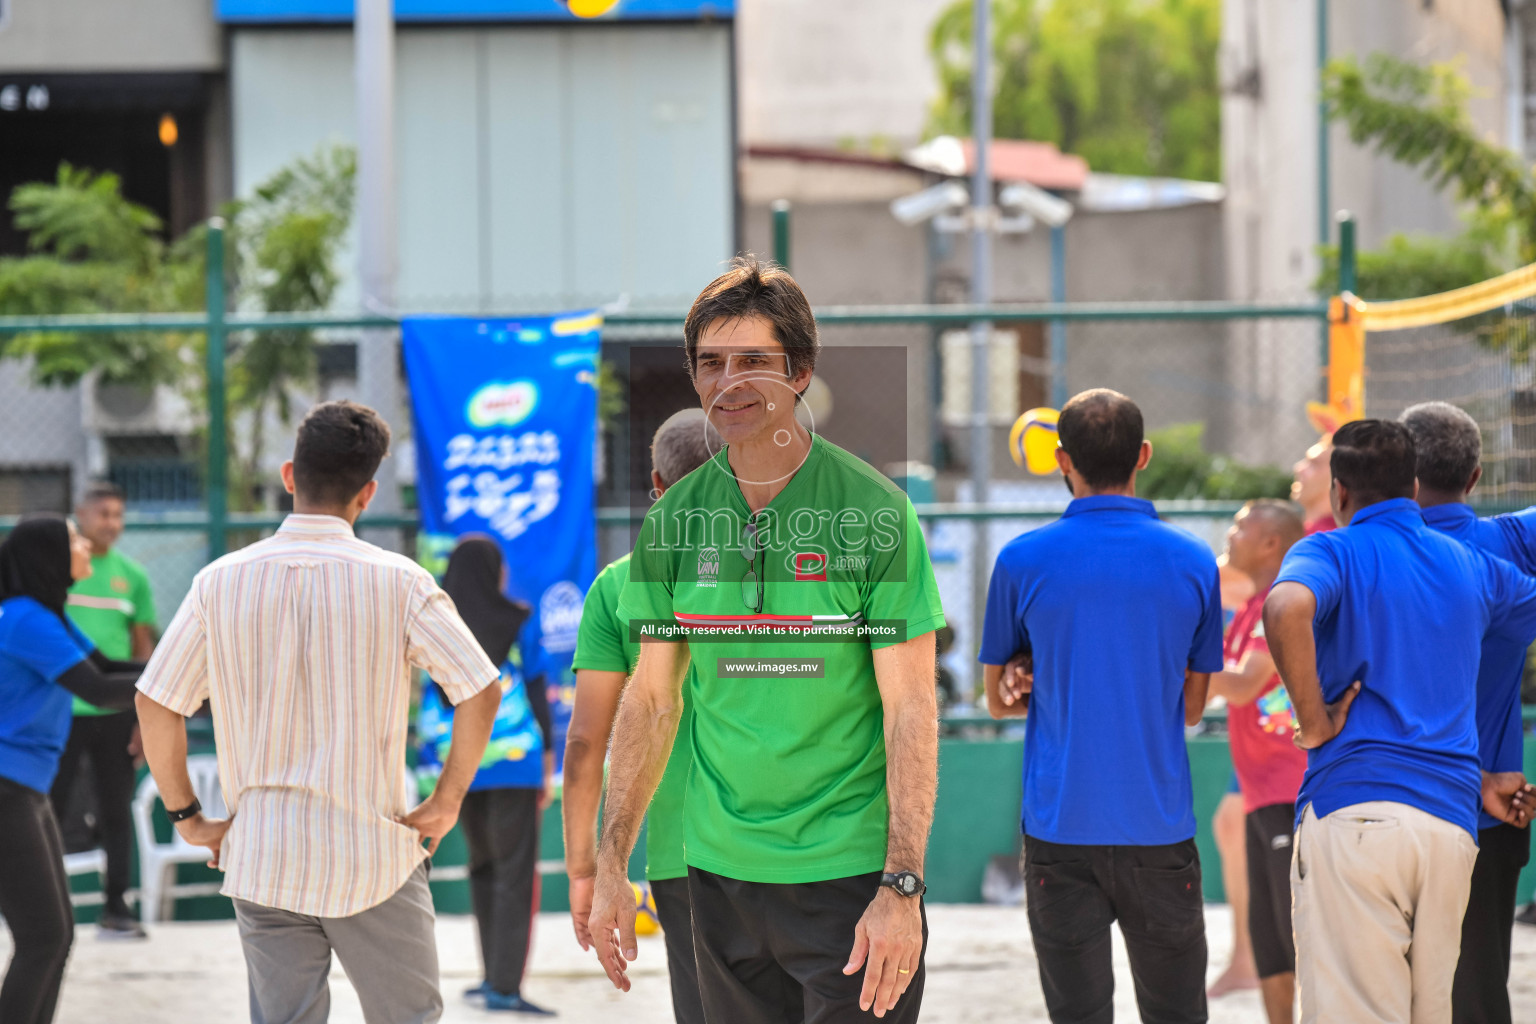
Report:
1243,802,1296,979
460,787,540,996
1452,823,1531,1024
687,867,927,1024
1022,835,1208,1024
651,876,707,1024
48,711,137,915
0,777,75,1024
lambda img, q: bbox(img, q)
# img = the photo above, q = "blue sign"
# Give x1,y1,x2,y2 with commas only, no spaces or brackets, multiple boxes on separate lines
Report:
402,312,601,773
218,0,733,23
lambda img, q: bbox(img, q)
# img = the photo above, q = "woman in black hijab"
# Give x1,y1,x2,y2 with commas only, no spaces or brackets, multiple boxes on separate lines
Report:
437,536,555,1015
0,516,144,1024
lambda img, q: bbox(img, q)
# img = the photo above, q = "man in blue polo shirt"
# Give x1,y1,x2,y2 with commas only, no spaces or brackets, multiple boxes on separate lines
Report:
980,388,1224,1024
1264,418,1536,1024
1400,401,1536,1024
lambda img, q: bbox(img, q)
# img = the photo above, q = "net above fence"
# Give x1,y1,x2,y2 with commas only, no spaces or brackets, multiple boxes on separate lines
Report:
1355,262,1536,506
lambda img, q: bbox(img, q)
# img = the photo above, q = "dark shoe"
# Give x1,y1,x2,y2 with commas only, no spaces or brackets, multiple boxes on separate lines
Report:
464,981,490,1002
1517,902,1536,927
97,911,147,940
484,991,556,1015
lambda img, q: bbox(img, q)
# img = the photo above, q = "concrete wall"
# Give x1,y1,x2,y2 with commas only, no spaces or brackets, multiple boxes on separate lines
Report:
1330,0,1511,249
0,0,222,71
1222,0,1509,307
741,157,1236,478
735,0,952,150
1220,0,1508,464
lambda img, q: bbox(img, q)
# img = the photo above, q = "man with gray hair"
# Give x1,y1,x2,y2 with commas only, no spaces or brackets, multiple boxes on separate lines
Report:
563,408,718,1024
1401,401,1536,1024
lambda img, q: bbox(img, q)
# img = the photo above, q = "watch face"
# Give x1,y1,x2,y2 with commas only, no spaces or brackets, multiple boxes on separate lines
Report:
899,874,918,895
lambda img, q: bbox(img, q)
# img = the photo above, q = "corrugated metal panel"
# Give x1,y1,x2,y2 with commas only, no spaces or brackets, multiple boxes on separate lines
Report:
231,22,733,312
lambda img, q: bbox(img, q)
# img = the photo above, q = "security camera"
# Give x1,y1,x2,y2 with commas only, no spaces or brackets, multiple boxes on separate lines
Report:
998,181,1073,229
890,181,971,227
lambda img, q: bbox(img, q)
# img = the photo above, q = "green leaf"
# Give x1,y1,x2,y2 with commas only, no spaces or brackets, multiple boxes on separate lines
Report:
929,0,1220,181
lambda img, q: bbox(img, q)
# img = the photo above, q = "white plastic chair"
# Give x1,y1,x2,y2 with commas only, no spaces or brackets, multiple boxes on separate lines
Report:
62,849,108,908
131,754,228,924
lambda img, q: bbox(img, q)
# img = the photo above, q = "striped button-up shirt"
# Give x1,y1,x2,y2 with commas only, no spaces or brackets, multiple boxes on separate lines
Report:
137,514,499,917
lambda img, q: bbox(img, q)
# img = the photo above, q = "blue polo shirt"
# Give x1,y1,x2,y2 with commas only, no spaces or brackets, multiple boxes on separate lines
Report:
1275,498,1536,838
979,495,1225,846
0,597,96,793
1421,502,1536,831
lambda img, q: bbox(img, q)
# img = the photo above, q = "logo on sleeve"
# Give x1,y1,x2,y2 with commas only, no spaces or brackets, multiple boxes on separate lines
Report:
111,576,129,593
697,547,719,588
794,552,827,582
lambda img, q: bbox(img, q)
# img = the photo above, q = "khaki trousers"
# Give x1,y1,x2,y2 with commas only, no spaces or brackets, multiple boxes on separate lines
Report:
1292,801,1477,1024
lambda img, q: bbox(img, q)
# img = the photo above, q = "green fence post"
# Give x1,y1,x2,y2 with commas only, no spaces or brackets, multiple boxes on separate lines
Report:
771,199,791,271
206,219,228,561
1337,210,1356,297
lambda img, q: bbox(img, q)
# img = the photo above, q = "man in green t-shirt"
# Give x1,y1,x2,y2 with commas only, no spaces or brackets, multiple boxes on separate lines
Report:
588,258,945,1024
566,407,718,1024
50,481,157,938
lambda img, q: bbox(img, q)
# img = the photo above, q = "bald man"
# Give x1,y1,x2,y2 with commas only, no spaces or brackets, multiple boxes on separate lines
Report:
565,409,717,1024
1208,500,1307,1024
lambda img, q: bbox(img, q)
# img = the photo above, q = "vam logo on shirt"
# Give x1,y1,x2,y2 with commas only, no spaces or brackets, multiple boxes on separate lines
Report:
697,547,719,588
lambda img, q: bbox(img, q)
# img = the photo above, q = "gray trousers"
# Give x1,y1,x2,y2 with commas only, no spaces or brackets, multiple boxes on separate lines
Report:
233,862,442,1024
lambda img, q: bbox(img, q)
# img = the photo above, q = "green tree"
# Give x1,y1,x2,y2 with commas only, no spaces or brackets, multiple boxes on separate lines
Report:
0,145,356,510
929,0,1222,180
1319,54,1530,299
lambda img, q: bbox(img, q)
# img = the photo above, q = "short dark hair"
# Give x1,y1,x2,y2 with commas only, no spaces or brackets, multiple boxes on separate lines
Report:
1400,401,1481,493
1057,388,1144,489
684,255,819,386
79,481,125,506
292,400,391,508
1330,419,1417,505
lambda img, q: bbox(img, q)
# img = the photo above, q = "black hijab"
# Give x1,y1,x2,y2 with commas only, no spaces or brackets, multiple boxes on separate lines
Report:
0,515,73,619
442,535,529,666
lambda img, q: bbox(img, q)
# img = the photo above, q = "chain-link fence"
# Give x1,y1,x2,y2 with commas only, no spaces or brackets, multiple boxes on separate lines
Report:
0,225,1332,693
1363,298,1536,506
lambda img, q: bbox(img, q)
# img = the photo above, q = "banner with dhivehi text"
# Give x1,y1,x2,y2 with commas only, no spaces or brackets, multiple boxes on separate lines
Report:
402,312,602,772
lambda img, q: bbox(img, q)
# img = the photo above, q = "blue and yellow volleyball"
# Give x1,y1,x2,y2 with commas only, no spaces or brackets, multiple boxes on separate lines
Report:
631,881,661,936
1010,407,1061,475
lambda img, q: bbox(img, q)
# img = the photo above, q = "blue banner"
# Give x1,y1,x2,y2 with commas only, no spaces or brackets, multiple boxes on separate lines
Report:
218,0,733,23
402,312,601,773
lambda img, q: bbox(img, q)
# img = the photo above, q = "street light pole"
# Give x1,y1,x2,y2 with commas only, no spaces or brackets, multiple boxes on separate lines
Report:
356,0,403,544
968,0,993,700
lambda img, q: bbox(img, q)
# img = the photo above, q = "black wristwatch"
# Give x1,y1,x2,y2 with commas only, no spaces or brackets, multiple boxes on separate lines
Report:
880,871,926,898
165,798,202,823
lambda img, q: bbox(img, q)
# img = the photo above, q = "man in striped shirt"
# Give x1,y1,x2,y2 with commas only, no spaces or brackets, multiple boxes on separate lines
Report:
136,401,502,1024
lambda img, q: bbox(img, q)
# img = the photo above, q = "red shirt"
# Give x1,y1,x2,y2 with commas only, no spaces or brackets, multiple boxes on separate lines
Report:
1304,514,1335,535
1224,588,1308,812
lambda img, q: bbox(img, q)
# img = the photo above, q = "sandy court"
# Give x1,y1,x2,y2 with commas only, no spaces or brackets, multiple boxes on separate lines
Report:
12,902,1533,1022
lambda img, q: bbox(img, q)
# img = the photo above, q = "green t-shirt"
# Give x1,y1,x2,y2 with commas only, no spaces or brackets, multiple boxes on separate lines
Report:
571,554,695,881
617,435,946,884
65,548,156,716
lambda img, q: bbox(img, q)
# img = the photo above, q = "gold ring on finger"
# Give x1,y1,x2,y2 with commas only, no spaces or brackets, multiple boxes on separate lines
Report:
897,968,910,975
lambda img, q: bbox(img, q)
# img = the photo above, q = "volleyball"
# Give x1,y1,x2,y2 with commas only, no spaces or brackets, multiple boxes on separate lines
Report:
1009,407,1061,475
561,0,620,17
631,881,662,936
